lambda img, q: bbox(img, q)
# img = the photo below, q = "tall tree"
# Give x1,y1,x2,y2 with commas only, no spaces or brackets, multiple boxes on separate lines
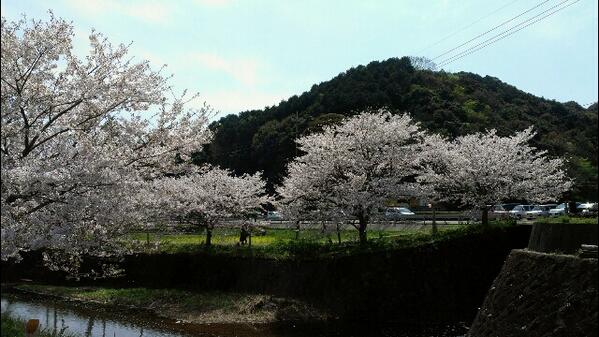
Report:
143,166,269,246
417,127,572,225
278,109,425,244
1,14,212,273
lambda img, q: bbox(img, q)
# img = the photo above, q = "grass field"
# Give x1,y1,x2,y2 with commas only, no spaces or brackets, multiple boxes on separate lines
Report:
132,227,460,245
127,224,493,258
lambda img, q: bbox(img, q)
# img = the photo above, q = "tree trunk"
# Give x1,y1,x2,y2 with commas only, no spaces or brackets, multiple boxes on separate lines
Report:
431,206,438,235
206,225,213,246
336,223,342,244
358,214,368,244
568,201,578,215
481,208,489,226
295,220,300,240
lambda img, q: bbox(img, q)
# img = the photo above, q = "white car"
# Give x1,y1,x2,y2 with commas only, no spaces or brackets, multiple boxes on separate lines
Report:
549,203,581,216
489,203,519,219
579,202,598,215
509,205,535,219
525,204,557,219
549,203,567,216
265,211,284,221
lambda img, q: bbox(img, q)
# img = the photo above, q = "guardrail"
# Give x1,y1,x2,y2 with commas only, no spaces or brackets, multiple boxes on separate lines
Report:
130,213,481,233
264,217,478,229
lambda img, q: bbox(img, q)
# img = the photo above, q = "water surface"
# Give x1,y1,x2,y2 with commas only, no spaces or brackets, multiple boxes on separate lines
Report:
1,292,468,337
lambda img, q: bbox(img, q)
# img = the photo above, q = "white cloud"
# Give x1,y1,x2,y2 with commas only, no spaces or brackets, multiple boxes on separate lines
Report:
191,52,262,86
64,0,172,24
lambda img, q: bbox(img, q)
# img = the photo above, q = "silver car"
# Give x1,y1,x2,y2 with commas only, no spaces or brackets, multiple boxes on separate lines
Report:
489,203,519,219
549,203,581,216
265,211,284,221
509,205,535,219
384,207,416,220
525,204,557,219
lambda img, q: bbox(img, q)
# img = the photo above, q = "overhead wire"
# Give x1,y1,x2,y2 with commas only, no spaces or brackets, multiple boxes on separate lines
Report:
413,0,522,55
432,0,553,61
437,0,580,67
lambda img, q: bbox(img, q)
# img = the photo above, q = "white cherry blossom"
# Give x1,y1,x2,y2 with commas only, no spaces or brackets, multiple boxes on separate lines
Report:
278,109,426,244
1,14,212,270
141,166,269,246
417,127,572,225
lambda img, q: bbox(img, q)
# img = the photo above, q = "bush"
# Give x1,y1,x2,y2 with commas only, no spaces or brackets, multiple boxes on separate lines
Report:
536,216,598,225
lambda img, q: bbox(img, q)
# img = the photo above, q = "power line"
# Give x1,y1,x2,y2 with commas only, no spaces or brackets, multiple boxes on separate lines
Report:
432,0,552,61
438,0,574,67
438,0,579,67
438,0,579,68
413,0,521,56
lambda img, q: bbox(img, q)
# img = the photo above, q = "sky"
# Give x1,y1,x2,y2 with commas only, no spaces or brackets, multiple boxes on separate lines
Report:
1,0,597,118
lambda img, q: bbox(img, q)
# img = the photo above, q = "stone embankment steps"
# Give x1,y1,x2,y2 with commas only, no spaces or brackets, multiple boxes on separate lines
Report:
469,222,598,337
468,250,597,337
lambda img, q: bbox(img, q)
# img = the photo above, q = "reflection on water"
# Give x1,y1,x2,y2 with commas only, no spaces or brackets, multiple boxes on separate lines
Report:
1,292,468,337
1,294,188,337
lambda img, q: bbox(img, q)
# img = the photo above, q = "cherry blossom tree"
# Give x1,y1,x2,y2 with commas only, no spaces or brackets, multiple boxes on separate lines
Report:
1,14,212,271
408,56,437,71
142,166,269,246
417,127,572,226
278,109,426,244
278,196,346,243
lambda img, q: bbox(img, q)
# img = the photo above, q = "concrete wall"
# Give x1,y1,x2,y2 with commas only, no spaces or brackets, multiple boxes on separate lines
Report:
469,250,598,337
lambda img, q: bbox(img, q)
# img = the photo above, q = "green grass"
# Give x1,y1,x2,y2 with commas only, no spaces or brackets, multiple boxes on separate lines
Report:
126,224,495,259
489,218,519,226
535,215,598,224
132,227,387,247
13,285,329,323
0,315,23,337
17,284,241,311
1,314,79,337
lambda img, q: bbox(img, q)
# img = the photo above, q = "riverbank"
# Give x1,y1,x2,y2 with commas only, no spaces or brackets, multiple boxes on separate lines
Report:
1,290,471,337
3,284,331,324
2,224,532,324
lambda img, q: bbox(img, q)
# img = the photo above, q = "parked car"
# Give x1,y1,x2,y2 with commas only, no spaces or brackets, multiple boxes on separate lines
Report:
549,203,567,216
265,211,284,221
489,203,520,219
384,207,416,220
579,202,598,215
525,204,557,219
549,202,581,216
509,205,535,219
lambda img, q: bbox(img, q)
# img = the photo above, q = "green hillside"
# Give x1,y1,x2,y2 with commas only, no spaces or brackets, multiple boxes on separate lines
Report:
194,57,598,200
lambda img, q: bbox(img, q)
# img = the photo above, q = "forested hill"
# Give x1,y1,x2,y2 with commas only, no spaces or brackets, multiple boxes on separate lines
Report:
194,57,598,200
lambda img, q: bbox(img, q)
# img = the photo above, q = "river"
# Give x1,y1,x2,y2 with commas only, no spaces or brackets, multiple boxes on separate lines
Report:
1,292,468,337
